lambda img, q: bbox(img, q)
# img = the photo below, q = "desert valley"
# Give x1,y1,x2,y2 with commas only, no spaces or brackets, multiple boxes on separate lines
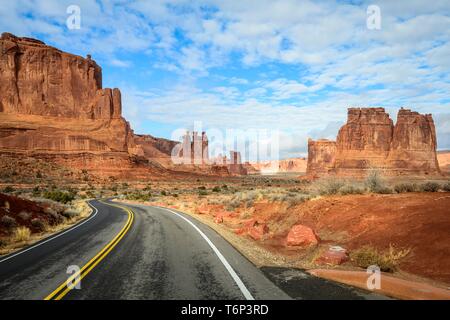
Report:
0,32,449,300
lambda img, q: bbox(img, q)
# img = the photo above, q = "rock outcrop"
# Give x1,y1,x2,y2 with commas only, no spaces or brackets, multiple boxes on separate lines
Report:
307,107,441,177
0,33,174,178
247,157,307,174
306,139,336,177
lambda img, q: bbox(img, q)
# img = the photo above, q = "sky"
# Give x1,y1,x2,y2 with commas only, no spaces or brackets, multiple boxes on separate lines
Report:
1,0,449,160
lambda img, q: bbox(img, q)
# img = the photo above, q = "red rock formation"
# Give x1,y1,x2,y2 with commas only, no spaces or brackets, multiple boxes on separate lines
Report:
306,107,441,177
228,151,247,175
0,33,171,178
285,224,319,247
437,151,450,174
247,157,307,174
306,139,336,177
334,107,393,175
387,108,440,174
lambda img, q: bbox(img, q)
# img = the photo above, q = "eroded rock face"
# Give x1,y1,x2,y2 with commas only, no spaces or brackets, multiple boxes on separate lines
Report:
306,139,336,177
334,108,393,174
387,109,440,174
0,33,169,178
306,107,441,177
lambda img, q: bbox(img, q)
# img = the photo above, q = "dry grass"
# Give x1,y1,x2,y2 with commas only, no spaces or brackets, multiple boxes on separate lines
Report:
350,244,411,272
0,200,92,256
13,226,31,242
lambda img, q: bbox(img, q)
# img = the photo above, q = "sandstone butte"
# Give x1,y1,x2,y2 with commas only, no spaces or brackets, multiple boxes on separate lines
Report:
307,107,441,177
0,33,246,178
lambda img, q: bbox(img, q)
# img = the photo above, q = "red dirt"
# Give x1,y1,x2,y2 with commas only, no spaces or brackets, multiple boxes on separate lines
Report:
190,192,450,284
258,193,450,284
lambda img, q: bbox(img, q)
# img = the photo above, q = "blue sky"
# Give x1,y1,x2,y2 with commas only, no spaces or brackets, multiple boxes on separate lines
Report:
1,0,449,159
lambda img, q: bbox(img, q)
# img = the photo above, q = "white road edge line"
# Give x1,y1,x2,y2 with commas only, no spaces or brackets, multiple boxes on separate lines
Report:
0,202,99,264
163,208,255,300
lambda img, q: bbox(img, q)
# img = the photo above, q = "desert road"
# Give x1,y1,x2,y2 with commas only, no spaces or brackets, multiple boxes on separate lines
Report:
0,200,382,300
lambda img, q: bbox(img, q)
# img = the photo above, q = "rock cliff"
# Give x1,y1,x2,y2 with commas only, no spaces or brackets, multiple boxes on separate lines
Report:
306,139,336,177
0,33,172,178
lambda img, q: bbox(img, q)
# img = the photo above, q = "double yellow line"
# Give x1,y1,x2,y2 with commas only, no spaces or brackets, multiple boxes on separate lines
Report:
44,201,134,300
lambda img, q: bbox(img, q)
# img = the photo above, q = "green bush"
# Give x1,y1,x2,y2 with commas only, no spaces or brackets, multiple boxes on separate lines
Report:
31,218,47,232
0,215,17,229
3,186,15,193
43,190,75,204
443,182,450,192
420,182,440,192
198,190,208,196
212,186,221,192
0,238,8,248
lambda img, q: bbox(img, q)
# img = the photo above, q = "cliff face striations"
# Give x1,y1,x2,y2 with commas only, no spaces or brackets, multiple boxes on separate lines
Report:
0,33,170,178
307,107,441,177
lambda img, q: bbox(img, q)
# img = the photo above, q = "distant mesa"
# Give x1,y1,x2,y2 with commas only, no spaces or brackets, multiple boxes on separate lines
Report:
307,107,441,178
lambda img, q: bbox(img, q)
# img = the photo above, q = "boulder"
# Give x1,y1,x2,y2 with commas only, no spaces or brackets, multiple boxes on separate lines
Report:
248,223,269,241
286,224,319,247
315,245,349,265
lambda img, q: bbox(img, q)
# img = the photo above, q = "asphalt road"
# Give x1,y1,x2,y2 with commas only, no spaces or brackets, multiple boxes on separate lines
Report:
0,200,290,299
0,200,384,300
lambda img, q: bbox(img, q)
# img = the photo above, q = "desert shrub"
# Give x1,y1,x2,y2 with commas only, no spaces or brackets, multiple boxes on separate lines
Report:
86,190,96,198
36,171,43,179
419,182,440,192
126,192,151,202
198,186,206,190
350,244,411,272
312,178,345,195
394,183,417,193
31,218,47,232
161,190,167,196
339,184,365,195
43,190,75,204
375,186,393,194
3,186,14,193
61,209,80,219
32,186,41,197
198,190,208,196
365,169,388,193
18,211,31,221
13,226,31,242
212,186,221,192
0,238,8,248
0,215,17,229
286,194,311,207
443,182,450,192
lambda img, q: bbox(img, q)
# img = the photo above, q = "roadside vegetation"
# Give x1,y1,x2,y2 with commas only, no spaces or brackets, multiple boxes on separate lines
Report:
350,244,412,272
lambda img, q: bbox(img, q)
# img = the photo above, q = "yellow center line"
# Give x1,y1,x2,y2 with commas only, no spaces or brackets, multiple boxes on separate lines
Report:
44,200,134,300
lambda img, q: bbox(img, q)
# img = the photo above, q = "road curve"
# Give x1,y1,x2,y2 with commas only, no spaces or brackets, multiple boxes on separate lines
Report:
0,199,290,300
